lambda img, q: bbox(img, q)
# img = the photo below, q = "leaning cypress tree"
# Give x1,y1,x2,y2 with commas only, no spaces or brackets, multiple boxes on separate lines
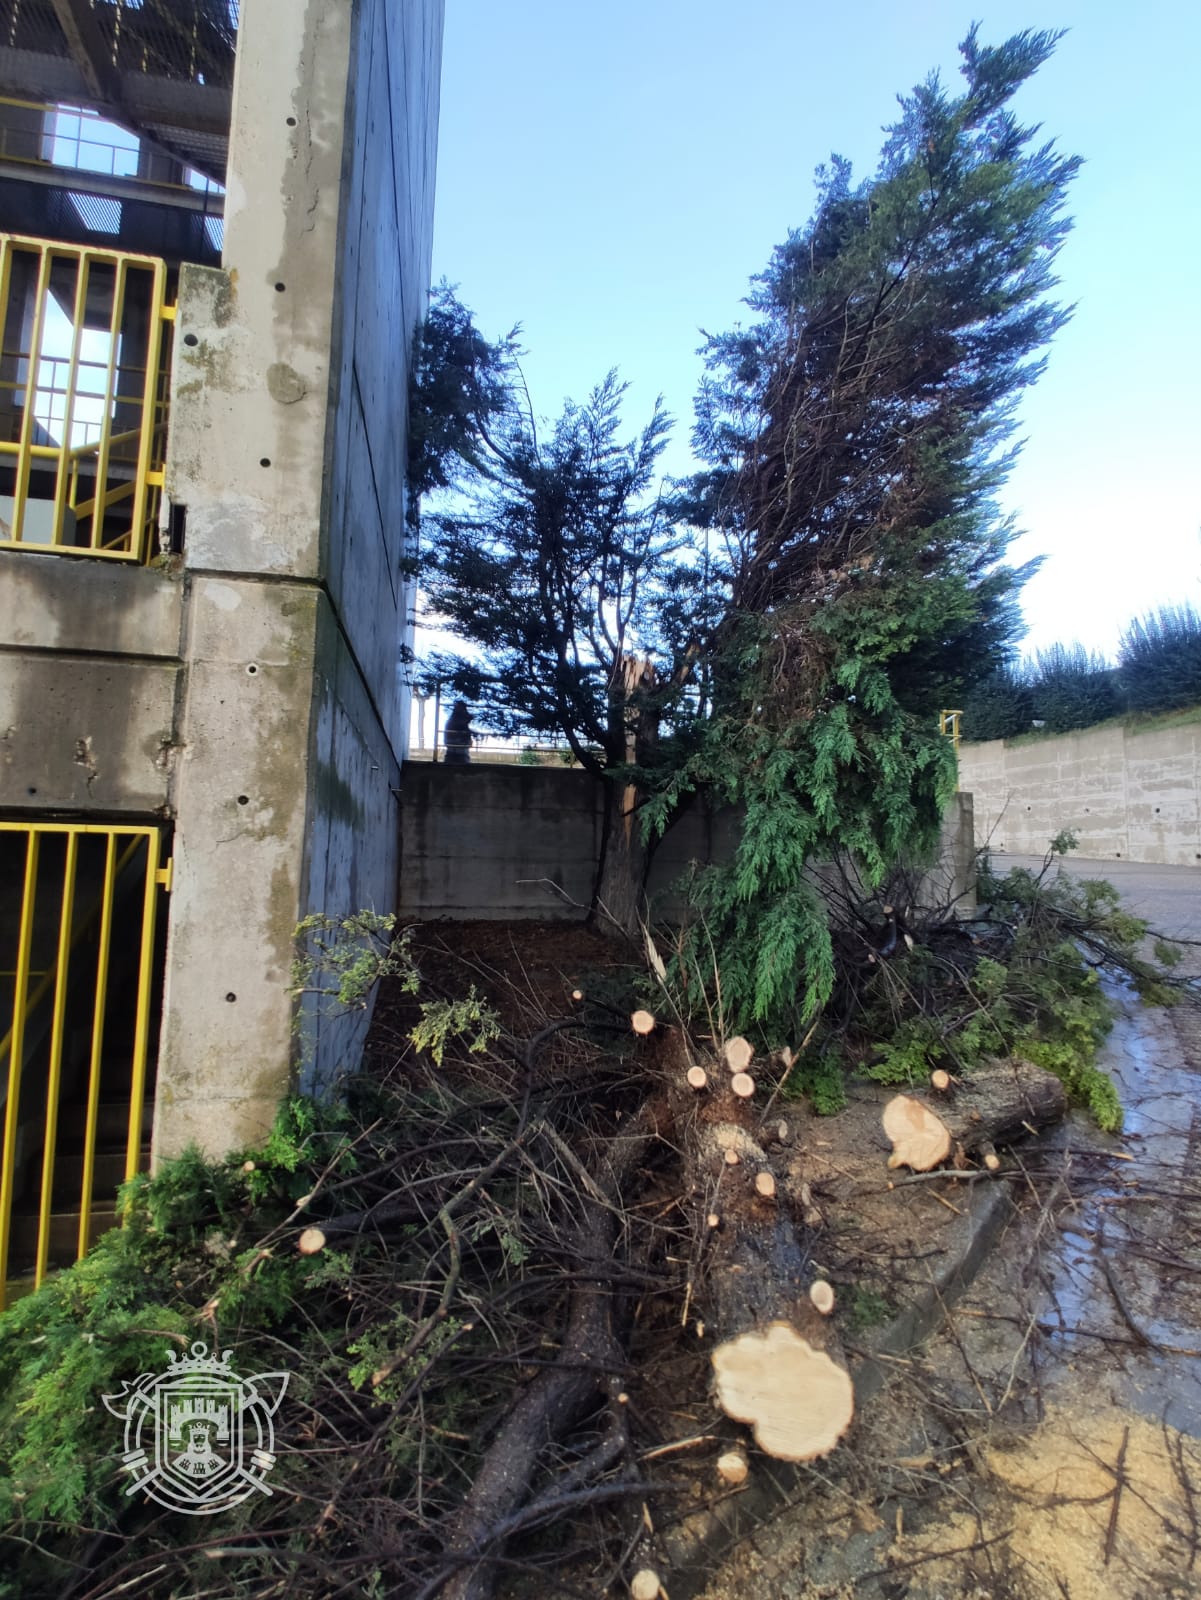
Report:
650,28,1080,1037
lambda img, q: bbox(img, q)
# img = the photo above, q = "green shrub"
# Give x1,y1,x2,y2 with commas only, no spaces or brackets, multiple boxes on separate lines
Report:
961,664,1033,742
1118,603,1201,714
1027,643,1119,733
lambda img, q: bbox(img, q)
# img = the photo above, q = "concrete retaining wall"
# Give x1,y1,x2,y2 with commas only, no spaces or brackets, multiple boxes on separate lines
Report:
958,720,1201,865
398,765,975,921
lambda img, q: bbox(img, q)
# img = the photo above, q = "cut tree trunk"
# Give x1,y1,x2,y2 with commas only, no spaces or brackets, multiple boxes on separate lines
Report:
884,1055,1068,1172
693,1118,854,1461
592,653,660,937
658,1028,855,1464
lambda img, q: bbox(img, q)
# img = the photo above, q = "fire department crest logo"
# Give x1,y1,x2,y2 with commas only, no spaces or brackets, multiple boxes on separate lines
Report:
103,1341,289,1515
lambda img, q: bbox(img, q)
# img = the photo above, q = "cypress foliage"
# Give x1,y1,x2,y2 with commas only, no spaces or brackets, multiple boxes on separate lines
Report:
1118,603,1201,714
1027,643,1119,733
961,663,1033,742
659,29,1079,1039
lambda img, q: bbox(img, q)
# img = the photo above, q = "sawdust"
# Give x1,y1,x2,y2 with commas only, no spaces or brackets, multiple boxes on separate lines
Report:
985,1397,1199,1595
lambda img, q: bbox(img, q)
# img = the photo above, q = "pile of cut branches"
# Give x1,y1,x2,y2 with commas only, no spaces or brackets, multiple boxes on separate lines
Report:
1,858,1192,1600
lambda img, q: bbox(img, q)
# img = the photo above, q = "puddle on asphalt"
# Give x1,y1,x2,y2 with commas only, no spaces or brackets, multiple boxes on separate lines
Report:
1034,986,1201,1436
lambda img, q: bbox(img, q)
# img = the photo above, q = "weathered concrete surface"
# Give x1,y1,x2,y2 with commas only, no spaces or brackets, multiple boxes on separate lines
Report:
0,550,182,657
960,719,1201,865
397,765,974,921
0,552,183,810
299,594,403,1098
152,0,444,1155
0,655,178,811
153,576,320,1157
324,0,443,755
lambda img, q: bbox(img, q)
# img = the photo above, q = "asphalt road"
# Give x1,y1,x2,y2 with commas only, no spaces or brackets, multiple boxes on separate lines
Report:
993,851,1201,968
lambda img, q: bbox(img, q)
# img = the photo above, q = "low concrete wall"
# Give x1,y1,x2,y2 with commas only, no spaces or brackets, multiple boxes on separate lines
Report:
958,720,1201,865
398,765,974,921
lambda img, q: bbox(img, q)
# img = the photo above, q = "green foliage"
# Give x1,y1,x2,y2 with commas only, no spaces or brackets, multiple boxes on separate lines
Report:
649,681,957,1041
406,280,522,512
962,663,1033,742
410,986,502,1067
652,29,1078,1040
781,1048,848,1115
1118,603,1201,715
416,331,703,771
1019,1035,1122,1134
847,1287,893,1333
1027,643,1120,733
291,911,417,1010
768,847,1166,1130
0,1098,346,1547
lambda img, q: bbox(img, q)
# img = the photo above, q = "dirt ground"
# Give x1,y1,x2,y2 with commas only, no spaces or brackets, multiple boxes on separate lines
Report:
379,916,1201,1600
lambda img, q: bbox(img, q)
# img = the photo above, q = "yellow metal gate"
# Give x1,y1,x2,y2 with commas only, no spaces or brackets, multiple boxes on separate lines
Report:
0,822,171,1306
0,234,173,561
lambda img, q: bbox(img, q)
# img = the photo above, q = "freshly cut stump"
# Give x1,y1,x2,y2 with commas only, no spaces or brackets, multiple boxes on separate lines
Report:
723,1036,755,1074
730,1072,755,1099
630,1570,662,1600
716,1448,748,1486
883,1095,952,1171
809,1279,835,1316
712,1321,854,1461
884,1057,1068,1171
686,1064,709,1091
631,1009,657,1036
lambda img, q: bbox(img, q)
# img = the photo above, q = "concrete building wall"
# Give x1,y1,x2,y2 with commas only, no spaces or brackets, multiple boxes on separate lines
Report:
959,721,1201,865
152,0,443,1154
398,766,975,922
0,555,183,812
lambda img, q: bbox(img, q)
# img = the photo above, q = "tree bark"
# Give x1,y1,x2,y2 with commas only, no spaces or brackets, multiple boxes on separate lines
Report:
659,1029,855,1463
592,776,650,937
884,1055,1068,1172
591,653,660,937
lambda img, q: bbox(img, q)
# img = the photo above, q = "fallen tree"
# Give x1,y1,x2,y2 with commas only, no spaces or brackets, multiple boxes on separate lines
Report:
883,1056,1069,1172
657,1026,855,1464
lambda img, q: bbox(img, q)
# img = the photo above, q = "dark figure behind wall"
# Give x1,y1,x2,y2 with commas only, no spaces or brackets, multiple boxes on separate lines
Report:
443,699,473,764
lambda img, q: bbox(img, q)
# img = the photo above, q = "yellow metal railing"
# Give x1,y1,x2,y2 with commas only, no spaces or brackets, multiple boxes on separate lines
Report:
0,823,171,1306
940,708,963,792
939,709,963,751
0,235,173,561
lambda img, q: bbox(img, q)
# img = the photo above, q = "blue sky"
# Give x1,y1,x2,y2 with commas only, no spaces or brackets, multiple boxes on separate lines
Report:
430,1,1200,660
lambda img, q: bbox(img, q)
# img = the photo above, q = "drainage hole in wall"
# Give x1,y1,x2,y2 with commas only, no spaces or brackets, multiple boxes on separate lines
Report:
246,663,259,676
274,281,286,292
286,115,297,126
26,786,36,795
260,457,271,467
237,794,249,805
225,992,237,1002
1155,806,1161,813
183,332,198,347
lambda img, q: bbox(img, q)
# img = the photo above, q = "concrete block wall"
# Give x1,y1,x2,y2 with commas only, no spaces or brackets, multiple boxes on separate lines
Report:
398,765,975,922
958,721,1201,865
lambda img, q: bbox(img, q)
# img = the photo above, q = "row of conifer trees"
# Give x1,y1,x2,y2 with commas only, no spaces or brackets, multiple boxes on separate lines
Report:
963,603,1201,741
